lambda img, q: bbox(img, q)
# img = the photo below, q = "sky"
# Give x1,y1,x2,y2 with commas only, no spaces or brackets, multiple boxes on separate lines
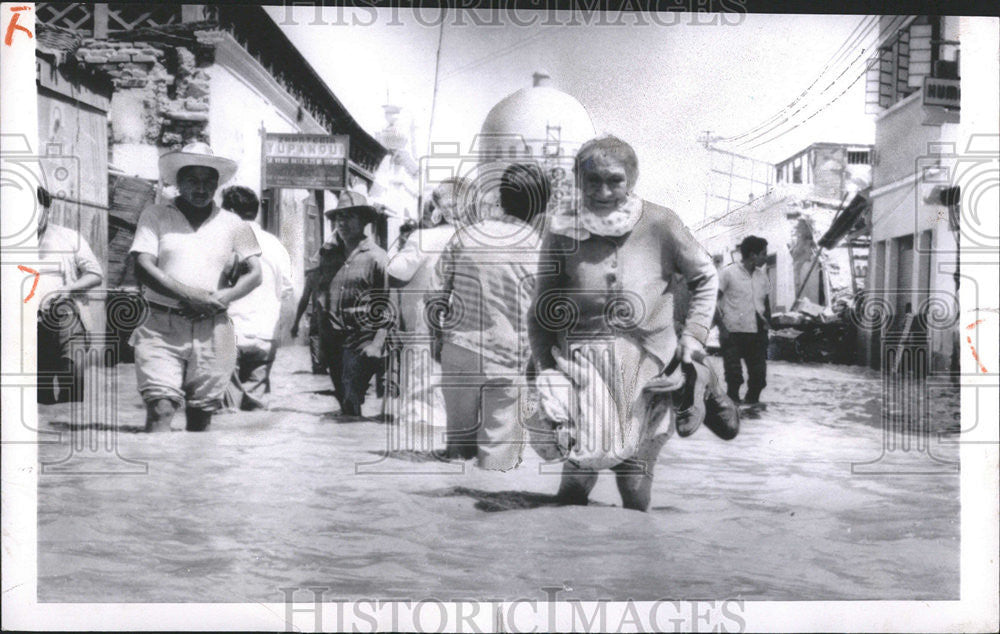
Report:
267,7,879,224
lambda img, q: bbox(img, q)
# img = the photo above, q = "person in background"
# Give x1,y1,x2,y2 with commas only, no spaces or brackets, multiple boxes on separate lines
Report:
435,164,551,470
528,135,721,511
386,177,473,433
129,142,262,432
35,186,104,403
716,235,771,405
221,186,294,410
316,192,390,417
291,265,329,375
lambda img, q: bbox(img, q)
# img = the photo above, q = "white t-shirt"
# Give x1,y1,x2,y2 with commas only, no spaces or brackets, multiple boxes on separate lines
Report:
129,201,261,308
36,223,104,330
718,261,771,333
387,224,456,333
228,223,294,346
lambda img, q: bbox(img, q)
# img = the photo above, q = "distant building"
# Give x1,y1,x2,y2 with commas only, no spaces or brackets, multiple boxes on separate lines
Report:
860,16,961,372
694,142,872,315
774,142,873,200
36,3,388,343
371,102,419,247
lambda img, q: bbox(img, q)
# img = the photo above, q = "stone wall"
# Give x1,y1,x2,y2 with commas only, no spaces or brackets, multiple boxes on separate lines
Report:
74,32,218,154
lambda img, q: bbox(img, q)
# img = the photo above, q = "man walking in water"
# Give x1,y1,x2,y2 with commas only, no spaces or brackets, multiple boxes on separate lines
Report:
222,186,294,410
129,142,262,432
316,192,389,417
717,235,771,405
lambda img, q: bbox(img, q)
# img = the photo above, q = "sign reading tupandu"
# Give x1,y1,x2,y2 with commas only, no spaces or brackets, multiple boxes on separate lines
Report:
262,133,349,189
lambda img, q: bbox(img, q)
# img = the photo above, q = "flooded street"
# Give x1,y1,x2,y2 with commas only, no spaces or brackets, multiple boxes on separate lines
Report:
37,347,960,603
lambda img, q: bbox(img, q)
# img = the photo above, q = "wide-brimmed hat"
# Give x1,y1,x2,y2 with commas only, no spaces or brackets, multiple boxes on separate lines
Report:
158,142,238,186
324,191,378,223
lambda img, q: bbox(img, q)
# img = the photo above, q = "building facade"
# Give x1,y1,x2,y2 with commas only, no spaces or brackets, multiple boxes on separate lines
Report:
694,142,872,316
34,40,113,335
861,15,961,372
36,2,389,344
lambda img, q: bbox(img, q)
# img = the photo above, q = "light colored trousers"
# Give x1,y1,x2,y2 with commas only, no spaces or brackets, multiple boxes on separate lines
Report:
440,341,529,471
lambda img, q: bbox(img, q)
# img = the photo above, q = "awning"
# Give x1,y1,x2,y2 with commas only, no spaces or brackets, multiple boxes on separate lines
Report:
818,192,869,249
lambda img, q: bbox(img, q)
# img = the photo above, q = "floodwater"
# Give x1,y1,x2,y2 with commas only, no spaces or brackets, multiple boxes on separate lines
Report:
37,347,960,602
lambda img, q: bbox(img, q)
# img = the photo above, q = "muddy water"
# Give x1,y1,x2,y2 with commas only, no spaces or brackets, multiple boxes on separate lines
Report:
37,349,959,602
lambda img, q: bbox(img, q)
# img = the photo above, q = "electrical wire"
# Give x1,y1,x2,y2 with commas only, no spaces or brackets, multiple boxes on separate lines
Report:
438,25,562,83
721,16,913,152
730,15,908,150
719,15,879,145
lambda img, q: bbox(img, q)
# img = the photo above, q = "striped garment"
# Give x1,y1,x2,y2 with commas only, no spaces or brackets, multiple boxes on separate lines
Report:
435,215,543,370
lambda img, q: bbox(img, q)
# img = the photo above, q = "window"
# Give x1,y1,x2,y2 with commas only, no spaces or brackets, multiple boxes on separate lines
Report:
848,150,871,165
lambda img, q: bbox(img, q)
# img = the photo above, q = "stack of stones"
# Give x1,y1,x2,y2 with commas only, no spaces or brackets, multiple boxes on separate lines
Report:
74,32,218,148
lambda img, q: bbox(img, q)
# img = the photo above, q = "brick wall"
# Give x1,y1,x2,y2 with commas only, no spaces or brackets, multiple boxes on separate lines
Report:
74,33,217,149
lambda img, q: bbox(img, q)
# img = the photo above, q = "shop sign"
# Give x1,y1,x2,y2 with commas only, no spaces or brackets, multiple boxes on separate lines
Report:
262,133,349,189
923,77,960,109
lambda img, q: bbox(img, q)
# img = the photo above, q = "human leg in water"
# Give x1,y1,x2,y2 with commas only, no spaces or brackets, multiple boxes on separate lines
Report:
611,434,670,511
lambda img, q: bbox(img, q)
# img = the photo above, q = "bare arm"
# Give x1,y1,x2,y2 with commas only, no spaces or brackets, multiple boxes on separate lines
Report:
64,272,102,293
291,280,313,336
213,255,261,306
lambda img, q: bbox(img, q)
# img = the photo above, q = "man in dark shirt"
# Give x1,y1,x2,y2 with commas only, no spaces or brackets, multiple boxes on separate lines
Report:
316,192,389,417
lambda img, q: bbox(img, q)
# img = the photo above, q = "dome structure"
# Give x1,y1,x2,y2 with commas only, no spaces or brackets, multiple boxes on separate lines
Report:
478,71,596,164
472,72,596,220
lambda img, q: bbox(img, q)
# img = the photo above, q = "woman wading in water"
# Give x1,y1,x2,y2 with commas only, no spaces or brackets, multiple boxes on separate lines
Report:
528,135,728,511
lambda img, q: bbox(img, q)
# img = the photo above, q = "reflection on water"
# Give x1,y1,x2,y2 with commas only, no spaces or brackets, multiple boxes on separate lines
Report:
38,349,959,602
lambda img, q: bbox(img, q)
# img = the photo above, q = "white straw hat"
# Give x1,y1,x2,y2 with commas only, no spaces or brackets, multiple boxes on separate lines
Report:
158,142,238,186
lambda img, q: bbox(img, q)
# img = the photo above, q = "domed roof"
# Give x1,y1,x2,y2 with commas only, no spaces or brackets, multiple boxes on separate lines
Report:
479,72,596,147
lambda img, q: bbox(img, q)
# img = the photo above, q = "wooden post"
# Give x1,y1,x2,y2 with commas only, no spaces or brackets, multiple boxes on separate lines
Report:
93,4,109,38
181,5,205,23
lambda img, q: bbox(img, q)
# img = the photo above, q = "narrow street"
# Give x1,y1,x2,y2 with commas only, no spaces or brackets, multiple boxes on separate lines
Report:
37,346,960,603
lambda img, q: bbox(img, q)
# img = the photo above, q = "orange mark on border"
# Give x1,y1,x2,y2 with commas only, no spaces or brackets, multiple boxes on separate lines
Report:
4,5,32,47
17,265,39,302
965,319,990,372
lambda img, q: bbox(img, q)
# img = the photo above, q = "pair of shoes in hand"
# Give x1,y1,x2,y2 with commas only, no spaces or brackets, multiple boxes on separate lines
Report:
673,359,739,440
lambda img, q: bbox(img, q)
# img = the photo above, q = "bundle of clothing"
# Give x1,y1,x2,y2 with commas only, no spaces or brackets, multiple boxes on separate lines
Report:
530,344,739,470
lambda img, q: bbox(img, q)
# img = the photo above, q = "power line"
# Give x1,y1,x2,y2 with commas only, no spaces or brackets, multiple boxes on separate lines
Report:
724,16,914,153
729,15,905,150
720,15,879,145
438,26,560,83
745,55,879,151
733,27,884,149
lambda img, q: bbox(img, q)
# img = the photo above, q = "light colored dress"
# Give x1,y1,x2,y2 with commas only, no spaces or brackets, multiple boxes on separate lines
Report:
527,195,718,467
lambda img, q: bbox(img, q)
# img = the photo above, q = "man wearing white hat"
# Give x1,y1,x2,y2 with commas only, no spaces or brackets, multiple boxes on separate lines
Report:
314,191,389,417
128,142,262,432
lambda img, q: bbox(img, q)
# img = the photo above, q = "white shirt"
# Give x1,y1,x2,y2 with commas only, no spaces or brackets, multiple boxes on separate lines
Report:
37,223,104,330
228,223,293,346
130,202,261,308
719,261,770,333
387,224,456,333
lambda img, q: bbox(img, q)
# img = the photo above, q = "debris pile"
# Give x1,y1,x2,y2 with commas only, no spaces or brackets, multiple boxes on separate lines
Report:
769,296,856,364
